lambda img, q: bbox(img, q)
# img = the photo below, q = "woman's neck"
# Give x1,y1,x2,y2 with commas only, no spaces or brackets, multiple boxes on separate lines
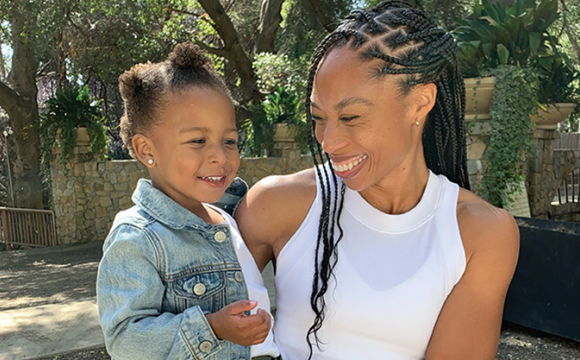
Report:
358,157,430,215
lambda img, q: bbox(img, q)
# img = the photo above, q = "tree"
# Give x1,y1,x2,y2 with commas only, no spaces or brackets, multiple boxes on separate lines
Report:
0,1,44,209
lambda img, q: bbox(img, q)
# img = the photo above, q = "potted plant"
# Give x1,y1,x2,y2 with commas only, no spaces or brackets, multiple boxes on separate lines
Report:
531,53,579,129
453,0,560,120
40,85,109,168
247,86,307,157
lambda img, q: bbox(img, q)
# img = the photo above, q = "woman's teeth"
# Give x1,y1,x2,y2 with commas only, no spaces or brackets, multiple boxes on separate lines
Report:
334,155,367,172
202,176,224,182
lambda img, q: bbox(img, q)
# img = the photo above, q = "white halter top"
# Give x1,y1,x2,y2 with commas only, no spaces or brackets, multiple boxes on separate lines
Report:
273,167,466,360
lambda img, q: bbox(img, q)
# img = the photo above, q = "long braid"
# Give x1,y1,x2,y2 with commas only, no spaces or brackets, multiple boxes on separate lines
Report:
305,2,469,358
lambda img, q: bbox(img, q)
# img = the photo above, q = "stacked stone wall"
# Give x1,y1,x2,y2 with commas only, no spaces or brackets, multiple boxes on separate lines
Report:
51,142,312,244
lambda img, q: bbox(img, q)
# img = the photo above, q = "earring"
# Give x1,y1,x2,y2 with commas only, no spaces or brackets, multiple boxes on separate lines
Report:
416,120,420,128
148,159,154,165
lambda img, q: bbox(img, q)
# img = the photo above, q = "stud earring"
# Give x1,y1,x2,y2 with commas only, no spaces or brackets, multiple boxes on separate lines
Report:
148,159,154,165
416,121,420,128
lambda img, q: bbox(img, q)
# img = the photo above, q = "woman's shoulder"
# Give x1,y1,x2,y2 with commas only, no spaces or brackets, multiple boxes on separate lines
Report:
235,168,318,260
456,188,520,267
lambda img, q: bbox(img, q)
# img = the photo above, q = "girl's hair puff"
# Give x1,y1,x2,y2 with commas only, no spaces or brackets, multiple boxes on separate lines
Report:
119,42,229,158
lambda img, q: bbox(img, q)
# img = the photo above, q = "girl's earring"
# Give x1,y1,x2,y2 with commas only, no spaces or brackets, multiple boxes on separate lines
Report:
148,159,154,165
416,120,420,128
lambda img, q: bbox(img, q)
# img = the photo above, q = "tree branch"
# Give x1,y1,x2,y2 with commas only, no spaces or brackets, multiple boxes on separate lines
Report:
195,41,230,58
255,0,285,54
307,0,337,33
197,0,260,102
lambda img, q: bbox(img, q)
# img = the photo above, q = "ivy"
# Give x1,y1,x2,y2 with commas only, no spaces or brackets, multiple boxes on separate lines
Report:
482,65,540,208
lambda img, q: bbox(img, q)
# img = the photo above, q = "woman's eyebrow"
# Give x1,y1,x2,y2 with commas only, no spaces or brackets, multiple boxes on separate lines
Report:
335,97,374,110
311,98,375,111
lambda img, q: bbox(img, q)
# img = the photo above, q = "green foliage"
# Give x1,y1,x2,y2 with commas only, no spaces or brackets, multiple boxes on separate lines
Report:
454,0,560,77
482,66,540,208
246,87,308,157
40,85,109,170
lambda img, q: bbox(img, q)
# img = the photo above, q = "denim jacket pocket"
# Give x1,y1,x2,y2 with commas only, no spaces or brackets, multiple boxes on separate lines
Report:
173,271,226,314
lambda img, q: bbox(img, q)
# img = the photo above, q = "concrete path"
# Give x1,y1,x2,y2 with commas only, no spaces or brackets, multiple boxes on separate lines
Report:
0,300,103,360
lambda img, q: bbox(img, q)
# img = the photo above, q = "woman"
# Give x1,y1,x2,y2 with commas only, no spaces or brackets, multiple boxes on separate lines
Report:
235,2,519,359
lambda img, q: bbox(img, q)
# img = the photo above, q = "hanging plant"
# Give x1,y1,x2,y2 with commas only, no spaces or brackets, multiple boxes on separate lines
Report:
482,65,540,207
40,85,109,172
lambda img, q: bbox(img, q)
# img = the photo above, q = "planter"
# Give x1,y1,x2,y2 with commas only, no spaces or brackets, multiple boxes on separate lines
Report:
504,217,580,342
464,77,496,121
55,127,90,146
530,103,577,130
273,123,297,142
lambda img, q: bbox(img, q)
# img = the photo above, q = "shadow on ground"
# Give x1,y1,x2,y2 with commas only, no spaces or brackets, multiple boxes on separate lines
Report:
0,241,103,311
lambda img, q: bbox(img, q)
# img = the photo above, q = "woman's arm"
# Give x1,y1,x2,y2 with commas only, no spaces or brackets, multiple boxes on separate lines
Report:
235,169,317,271
425,190,520,360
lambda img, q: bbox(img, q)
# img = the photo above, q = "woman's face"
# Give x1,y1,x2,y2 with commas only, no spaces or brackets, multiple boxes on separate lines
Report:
311,46,428,192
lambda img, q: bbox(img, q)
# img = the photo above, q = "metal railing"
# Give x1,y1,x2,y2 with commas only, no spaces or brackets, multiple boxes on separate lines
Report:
0,207,57,250
556,168,580,205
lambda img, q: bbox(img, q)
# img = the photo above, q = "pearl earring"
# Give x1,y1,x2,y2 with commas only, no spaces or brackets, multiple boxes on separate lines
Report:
148,159,153,165
416,121,420,128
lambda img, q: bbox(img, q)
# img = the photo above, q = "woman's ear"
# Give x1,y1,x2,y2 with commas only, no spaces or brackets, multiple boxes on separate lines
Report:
132,134,156,168
414,82,437,121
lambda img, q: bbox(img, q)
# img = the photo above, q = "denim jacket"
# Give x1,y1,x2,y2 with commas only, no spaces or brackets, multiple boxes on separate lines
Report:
97,178,250,360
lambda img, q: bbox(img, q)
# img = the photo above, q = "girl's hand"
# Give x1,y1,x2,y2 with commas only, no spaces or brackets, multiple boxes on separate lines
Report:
206,300,271,346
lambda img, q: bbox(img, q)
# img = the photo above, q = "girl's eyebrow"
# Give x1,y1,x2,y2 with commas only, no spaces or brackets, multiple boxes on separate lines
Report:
179,126,209,134
179,126,238,134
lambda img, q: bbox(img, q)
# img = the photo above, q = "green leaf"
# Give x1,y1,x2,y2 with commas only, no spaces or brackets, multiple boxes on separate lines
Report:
529,32,541,55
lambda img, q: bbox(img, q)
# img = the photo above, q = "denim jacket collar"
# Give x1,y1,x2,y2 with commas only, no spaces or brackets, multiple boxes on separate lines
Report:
132,179,217,230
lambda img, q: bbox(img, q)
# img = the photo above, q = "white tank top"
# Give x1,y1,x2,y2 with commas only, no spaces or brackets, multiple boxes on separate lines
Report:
273,166,466,360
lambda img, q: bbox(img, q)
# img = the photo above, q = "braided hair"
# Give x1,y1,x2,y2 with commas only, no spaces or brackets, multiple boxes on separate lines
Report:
304,1,469,357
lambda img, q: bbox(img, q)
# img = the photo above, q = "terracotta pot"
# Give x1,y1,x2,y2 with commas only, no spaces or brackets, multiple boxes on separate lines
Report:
55,127,90,146
531,103,577,130
464,77,496,121
273,123,297,142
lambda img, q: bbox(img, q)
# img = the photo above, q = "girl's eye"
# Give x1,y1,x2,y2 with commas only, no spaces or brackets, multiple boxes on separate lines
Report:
189,139,205,144
340,115,359,122
224,139,238,146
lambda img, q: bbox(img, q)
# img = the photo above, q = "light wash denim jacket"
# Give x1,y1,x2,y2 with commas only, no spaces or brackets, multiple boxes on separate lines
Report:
97,178,250,360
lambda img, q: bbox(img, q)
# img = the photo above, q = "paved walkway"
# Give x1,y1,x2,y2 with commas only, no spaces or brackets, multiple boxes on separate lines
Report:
0,241,105,360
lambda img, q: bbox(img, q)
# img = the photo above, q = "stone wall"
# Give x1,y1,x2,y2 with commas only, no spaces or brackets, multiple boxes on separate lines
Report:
51,141,312,244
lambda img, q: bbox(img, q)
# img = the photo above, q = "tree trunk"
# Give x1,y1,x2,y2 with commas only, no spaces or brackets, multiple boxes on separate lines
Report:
197,0,261,104
0,6,43,209
255,0,286,53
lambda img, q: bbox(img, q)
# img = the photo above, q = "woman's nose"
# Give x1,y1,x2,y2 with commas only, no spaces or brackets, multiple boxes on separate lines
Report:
320,121,347,154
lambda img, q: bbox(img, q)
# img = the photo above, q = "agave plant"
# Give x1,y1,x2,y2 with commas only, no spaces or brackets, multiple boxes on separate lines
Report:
453,0,559,77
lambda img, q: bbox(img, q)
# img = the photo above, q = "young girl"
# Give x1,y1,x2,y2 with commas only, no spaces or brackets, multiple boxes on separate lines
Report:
97,42,279,360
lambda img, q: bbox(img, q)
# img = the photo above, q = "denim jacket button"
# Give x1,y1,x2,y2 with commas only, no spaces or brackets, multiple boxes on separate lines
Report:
214,231,227,243
193,282,206,296
234,271,244,282
199,340,213,353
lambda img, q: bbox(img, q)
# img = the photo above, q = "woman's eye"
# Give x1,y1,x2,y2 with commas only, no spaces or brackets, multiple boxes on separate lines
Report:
311,115,325,123
340,115,359,122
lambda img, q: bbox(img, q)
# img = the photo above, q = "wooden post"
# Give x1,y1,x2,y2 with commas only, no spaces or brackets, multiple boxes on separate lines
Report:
1,209,12,251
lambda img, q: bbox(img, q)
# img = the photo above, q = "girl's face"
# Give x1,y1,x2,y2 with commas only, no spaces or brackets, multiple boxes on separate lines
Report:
311,46,431,192
147,87,239,210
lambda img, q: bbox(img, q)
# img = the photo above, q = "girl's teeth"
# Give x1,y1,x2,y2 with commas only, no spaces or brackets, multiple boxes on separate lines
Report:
204,176,223,181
